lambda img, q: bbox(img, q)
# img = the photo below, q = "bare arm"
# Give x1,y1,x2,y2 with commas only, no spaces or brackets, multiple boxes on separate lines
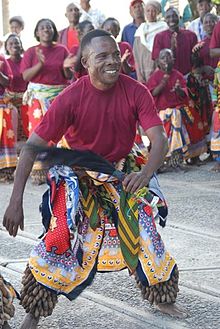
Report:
62,54,76,80
0,61,10,87
22,62,44,81
210,48,220,58
123,125,168,194
0,71,9,87
121,49,134,75
3,133,47,236
152,74,169,97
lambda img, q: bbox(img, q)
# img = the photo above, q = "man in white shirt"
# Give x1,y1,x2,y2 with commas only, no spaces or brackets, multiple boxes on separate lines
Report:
79,0,105,28
188,0,212,41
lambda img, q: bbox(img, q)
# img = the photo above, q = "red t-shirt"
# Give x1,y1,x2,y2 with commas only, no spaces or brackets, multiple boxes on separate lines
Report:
199,37,219,69
20,44,70,85
7,58,28,92
0,55,12,95
210,21,220,49
35,74,162,162
67,27,79,50
152,29,197,75
147,69,188,111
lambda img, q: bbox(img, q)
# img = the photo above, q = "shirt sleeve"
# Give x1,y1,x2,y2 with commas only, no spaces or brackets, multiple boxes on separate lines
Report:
146,72,159,93
1,56,12,79
152,34,161,61
20,48,34,72
210,22,220,49
34,87,75,143
134,83,162,131
121,27,127,42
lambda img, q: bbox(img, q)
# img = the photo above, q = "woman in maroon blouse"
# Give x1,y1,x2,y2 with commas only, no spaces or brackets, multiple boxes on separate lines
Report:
5,34,28,149
20,18,75,184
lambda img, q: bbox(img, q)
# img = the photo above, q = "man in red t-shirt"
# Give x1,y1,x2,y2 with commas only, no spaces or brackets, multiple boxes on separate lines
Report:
58,2,81,50
152,7,197,76
3,30,186,328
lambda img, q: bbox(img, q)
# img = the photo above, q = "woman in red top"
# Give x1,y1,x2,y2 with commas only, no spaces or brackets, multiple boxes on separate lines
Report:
185,13,218,165
20,18,75,184
5,34,28,149
147,48,191,170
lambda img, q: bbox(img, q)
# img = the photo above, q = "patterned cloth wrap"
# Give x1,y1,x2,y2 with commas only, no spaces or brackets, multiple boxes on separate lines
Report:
0,96,17,170
159,105,192,159
29,152,176,300
23,82,66,172
211,63,220,162
23,82,66,136
4,90,29,140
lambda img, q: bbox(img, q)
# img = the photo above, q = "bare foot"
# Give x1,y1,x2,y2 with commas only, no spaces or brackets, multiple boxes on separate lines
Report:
156,303,188,318
210,162,220,172
3,322,12,329
20,313,39,329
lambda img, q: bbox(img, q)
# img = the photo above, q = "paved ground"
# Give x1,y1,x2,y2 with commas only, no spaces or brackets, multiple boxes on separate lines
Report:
0,161,220,329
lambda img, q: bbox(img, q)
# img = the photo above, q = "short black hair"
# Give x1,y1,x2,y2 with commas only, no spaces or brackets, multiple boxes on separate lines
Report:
101,17,120,29
9,16,24,29
78,20,94,33
81,29,112,55
34,18,58,42
165,6,179,17
4,33,24,55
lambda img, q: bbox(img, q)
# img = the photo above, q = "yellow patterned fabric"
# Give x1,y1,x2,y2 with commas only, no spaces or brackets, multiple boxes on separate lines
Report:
29,158,176,299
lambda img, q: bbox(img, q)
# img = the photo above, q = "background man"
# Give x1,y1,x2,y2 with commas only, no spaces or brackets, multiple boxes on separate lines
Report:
58,2,81,50
121,0,145,48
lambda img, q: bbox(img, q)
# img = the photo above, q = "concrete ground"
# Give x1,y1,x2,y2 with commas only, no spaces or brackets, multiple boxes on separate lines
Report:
0,161,220,329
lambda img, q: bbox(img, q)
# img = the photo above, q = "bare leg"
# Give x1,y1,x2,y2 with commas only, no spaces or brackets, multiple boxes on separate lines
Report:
156,303,188,318
20,313,39,329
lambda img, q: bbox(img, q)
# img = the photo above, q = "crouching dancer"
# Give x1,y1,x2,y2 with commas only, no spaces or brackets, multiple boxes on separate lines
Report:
3,30,186,329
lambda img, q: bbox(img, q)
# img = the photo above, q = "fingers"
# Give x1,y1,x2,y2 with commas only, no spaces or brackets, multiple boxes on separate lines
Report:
3,208,24,237
123,173,149,194
3,217,18,236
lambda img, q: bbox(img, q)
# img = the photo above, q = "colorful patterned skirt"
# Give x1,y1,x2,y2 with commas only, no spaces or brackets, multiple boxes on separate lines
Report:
0,96,17,180
4,90,29,142
210,68,220,163
159,106,191,165
23,82,66,184
28,154,177,300
210,106,220,162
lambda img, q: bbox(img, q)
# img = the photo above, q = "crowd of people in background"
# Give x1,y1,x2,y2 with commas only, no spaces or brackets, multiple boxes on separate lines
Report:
0,0,220,184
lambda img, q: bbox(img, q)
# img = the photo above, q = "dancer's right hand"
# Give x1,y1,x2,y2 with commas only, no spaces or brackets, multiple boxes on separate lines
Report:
36,47,45,65
3,203,24,237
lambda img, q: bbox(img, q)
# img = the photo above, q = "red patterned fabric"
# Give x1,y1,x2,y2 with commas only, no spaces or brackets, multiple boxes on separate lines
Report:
44,182,71,255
